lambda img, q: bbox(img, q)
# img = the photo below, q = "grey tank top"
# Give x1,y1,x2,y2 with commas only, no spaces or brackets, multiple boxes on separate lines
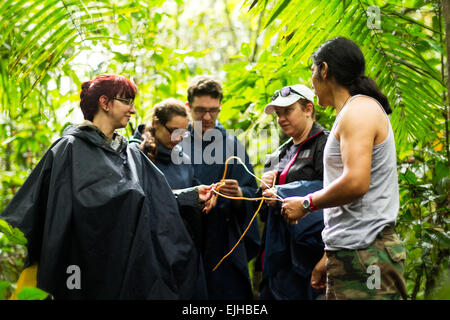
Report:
322,95,399,251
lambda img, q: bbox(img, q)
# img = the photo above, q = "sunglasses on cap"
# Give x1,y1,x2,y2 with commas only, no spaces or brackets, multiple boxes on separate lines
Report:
271,86,308,101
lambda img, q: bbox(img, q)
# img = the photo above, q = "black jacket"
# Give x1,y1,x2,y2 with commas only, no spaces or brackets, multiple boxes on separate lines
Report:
131,124,204,250
264,121,329,184
1,125,200,299
257,122,329,300
257,122,329,223
178,121,260,300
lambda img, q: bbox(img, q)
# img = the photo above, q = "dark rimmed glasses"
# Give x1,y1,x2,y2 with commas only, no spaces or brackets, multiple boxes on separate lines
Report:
113,97,134,107
271,86,307,101
163,123,190,140
192,107,221,116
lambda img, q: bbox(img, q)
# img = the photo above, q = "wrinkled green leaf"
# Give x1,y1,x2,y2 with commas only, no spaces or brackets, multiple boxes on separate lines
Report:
0,218,27,246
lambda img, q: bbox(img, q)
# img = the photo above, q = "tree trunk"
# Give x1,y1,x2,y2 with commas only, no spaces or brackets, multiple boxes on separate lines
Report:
426,249,450,298
442,0,450,162
411,263,424,300
250,9,264,63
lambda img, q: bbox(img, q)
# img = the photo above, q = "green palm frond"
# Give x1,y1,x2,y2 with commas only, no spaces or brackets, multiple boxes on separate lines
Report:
0,0,139,108
243,0,445,150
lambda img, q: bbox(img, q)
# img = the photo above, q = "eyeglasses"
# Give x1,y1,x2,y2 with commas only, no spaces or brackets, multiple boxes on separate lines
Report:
113,97,134,107
163,123,190,140
192,107,221,116
271,86,307,101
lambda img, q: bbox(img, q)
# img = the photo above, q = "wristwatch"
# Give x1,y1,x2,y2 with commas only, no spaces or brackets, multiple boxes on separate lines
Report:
302,195,317,212
302,197,312,212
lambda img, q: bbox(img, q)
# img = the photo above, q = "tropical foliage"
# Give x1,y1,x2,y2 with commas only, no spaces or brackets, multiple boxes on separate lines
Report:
0,0,448,299
226,0,450,299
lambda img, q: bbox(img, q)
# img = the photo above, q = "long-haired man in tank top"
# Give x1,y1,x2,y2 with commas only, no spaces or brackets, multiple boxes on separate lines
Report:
280,37,408,300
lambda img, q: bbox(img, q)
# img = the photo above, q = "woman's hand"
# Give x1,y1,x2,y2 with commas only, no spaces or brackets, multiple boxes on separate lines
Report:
311,253,327,290
196,184,215,214
262,188,279,208
203,196,216,214
198,184,217,214
197,184,214,202
261,170,277,191
219,179,243,197
281,196,309,225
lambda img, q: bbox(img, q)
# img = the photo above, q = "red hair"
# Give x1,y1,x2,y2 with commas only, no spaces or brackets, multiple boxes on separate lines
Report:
80,74,137,121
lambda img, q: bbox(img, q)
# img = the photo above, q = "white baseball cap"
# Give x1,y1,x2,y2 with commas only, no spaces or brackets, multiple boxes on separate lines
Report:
264,84,315,114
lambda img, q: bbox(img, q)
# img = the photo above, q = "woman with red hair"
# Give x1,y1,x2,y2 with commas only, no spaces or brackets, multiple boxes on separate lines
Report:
1,74,205,299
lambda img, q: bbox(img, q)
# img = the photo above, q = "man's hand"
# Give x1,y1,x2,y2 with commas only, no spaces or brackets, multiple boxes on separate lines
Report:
311,253,327,290
219,179,243,197
261,170,277,191
281,196,308,225
262,188,279,208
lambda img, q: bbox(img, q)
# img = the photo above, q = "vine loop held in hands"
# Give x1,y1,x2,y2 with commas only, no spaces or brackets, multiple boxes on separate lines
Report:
211,156,283,272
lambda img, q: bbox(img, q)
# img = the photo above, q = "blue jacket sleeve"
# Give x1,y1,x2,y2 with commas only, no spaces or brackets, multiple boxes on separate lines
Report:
276,180,324,246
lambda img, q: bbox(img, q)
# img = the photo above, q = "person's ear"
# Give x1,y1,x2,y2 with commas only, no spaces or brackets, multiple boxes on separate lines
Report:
305,102,314,117
185,101,191,112
99,95,110,112
320,62,328,80
152,118,159,129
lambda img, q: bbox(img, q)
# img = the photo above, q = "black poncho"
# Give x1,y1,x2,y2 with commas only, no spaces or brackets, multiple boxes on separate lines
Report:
1,125,199,299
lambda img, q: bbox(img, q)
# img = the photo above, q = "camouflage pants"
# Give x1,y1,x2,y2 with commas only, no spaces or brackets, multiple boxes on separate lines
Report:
325,226,408,300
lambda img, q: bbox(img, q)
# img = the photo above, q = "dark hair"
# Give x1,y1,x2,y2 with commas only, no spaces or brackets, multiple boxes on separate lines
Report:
152,98,188,125
312,37,391,114
187,75,223,105
140,98,188,160
298,98,315,118
80,74,137,121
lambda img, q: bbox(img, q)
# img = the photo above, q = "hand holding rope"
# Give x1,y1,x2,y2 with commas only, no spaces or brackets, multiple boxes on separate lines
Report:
211,156,287,272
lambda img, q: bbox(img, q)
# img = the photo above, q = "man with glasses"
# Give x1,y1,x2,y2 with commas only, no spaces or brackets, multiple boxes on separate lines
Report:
181,75,260,300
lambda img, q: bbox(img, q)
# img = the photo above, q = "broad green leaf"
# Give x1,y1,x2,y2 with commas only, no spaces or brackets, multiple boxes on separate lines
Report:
118,17,132,34
240,42,251,58
16,287,49,300
403,169,418,184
